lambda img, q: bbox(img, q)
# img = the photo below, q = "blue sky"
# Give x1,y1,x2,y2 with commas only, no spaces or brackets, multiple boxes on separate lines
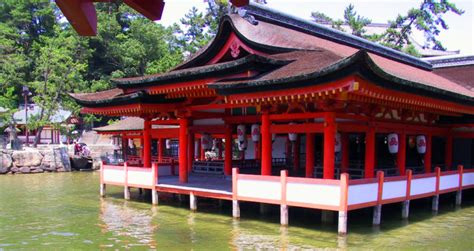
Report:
158,0,474,55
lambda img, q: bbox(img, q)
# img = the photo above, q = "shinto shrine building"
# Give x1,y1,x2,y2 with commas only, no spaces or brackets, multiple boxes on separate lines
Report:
71,4,474,234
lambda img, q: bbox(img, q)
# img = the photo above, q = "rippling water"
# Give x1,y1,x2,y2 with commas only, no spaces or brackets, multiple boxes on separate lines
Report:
0,172,473,250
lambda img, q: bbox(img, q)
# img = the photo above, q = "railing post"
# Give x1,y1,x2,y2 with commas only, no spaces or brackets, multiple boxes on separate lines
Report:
432,167,441,212
124,162,130,200
402,170,412,219
456,165,463,206
280,170,288,226
338,173,349,236
232,168,240,218
152,163,158,205
373,171,384,225
99,161,106,197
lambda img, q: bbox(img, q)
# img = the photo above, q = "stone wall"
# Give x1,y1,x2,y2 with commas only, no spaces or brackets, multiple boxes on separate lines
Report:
0,147,71,174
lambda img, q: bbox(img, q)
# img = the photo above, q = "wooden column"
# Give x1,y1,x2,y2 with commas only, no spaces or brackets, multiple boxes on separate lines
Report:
341,133,350,173
424,134,432,173
261,112,272,176
365,126,376,178
305,133,315,178
200,137,205,160
158,138,165,162
187,131,195,173
143,118,152,168
323,113,336,179
224,125,233,176
179,118,189,183
445,135,453,170
254,141,259,160
293,135,300,173
397,132,407,175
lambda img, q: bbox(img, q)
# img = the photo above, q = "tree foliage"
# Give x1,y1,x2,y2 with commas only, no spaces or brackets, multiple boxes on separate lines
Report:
311,1,463,54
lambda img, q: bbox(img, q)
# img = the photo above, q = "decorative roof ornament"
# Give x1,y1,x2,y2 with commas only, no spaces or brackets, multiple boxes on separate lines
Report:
237,8,258,25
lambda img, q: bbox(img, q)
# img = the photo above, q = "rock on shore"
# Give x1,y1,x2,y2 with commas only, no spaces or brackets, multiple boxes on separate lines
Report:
0,147,71,174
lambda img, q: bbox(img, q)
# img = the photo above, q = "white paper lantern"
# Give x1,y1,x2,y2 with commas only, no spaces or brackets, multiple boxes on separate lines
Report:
165,139,171,149
387,133,399,154
288,123,297,142
335,133,342,152
201,133,212,150
251,124,260,142
416,135,426,154
237,124,246,143
238,138,247,151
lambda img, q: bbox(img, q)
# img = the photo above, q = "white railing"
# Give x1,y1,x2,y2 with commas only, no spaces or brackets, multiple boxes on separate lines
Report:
232,166,474,212
232,169,345,211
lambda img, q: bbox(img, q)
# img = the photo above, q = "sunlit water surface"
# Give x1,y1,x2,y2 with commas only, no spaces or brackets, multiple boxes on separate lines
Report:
0,172,473,250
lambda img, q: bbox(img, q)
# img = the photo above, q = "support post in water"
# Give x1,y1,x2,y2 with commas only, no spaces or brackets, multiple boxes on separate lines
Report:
99,162,106,197
151,163,158,205
433,167,441,212
280,170,288,226
456,165,463,206
124,163,130,200
190,192,197,211
373,171,384,225
338,173,349,235
402,170,412,219
232,168,240,218
232,200,240,218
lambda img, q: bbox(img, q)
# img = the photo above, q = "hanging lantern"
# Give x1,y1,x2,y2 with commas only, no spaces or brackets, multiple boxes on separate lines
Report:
238,138,247,151
251,124,260,142
128,138,134,147
288,123,297,142
165,139,171,149
387,133,399,154
201,133,212,150
237,124,246,143
416,135,426,154
335,133,342,152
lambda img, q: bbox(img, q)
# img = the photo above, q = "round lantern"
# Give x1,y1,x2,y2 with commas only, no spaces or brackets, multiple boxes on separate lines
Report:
387,133,399,154
416,135,426,154
238,138,247,151
251,124,260,142
288,123,297,142
237,124,246,143
335,133,342,152
201,133,212,150
165,139,171,149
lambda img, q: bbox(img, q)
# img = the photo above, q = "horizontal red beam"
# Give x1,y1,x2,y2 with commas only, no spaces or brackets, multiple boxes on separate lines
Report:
270,123,324,134
124,0,164,21
230,0,249,7
56,0,97,36
190,125,226,134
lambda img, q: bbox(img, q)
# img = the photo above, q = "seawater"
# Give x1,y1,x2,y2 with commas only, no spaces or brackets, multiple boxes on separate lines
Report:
0,172,473,250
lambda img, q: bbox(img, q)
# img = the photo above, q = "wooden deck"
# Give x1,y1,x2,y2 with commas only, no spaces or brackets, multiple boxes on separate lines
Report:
156,174,232,200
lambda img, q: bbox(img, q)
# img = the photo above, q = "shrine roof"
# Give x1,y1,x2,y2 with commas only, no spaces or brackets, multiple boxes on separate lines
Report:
94,117,178,133
70,90,184,107
112,54,290,87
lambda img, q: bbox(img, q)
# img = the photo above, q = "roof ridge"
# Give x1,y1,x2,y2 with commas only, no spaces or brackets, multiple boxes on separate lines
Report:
241,3,433,70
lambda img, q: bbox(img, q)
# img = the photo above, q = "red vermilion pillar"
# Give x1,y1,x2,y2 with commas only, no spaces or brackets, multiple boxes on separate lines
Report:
341,132,350,173
143,118,152,168
158,138,165,162
445,135,453,170
196,136,202,161
293,135,300,173
122,136,128,161
179,118,189,183
364,126,375,178
224,125,233,176
261,112,272,176
323,113,336,179
424,134,432,173
305,133,315,178
188,131,195,173
397,132,407,175
200,137,205,160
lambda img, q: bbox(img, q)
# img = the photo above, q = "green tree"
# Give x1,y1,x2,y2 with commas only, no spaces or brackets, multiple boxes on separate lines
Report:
179,7,211,56
380,0,464,50
344,4,371,37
